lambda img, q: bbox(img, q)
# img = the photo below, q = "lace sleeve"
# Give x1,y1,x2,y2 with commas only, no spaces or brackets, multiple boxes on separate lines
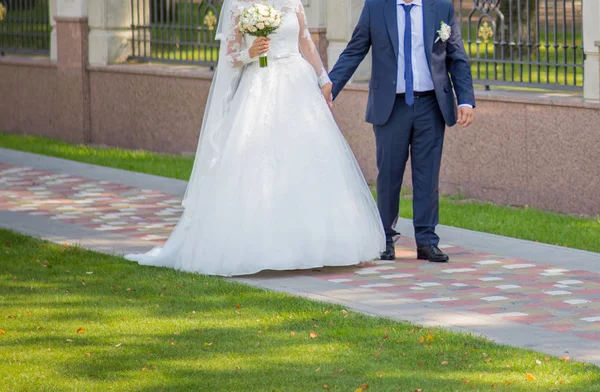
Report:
226,17,258,68
296,3,331,88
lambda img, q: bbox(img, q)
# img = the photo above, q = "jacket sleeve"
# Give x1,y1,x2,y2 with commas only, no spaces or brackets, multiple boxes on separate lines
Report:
445,6,475,107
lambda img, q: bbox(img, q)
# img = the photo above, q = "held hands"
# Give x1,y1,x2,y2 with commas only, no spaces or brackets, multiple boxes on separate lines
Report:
321,82,333,110
457,106,475,128
249,37,270,59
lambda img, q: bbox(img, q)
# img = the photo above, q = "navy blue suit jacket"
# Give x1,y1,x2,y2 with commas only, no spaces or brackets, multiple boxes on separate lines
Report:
329,0,475,127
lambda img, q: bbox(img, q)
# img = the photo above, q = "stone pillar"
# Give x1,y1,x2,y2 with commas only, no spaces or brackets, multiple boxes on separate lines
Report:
303,0,329,67
583,0,600,102
57,0,87,16
597,40,600,101
88,0,133,66
49,0,57,62
303,0,326,27
326,0,371,81
596,2,600,103
55,0,90,142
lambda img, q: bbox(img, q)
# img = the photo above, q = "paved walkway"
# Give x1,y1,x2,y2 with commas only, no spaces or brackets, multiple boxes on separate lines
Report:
1,148,599,365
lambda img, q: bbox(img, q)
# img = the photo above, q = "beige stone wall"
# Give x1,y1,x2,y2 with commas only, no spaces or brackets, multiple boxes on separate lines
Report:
0,16,90,144
333,85,600,216
325,0,371,82
3,57,598,215
88,65,212,153
0,59,83,142
1,0,599,216
583,0,600,102
443,98,600,216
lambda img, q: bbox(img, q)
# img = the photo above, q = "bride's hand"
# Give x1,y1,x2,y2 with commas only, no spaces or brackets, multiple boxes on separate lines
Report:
321,82,333,110
249,37,270,58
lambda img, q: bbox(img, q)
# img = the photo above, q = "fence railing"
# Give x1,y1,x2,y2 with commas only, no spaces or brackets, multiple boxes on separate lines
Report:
0,0,51,56
452,0,584,90
130,0,223,67
129,0,584,90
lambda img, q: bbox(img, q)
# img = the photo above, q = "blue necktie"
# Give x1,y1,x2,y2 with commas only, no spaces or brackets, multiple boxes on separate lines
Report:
402,4,415,106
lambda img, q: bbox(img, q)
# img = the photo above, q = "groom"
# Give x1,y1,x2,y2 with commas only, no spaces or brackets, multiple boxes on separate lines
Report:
326,0,475,263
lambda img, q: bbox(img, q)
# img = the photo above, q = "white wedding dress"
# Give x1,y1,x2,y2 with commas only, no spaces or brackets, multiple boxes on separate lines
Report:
125,0,385,276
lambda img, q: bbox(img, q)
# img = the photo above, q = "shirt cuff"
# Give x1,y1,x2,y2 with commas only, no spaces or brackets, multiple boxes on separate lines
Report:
458,103,473,109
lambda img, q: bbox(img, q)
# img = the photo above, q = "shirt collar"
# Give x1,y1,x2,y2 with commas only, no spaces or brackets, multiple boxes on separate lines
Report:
397,0,422,6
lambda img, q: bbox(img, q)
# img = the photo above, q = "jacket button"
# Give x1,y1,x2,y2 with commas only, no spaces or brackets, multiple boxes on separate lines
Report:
392,81,396,84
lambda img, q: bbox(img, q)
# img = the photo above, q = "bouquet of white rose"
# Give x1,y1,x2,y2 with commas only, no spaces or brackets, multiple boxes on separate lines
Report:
237,3,283,67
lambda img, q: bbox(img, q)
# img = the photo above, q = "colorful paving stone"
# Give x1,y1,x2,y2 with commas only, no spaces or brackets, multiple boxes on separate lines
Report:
303,236,600,339
1,162,599,341
0,164,181,244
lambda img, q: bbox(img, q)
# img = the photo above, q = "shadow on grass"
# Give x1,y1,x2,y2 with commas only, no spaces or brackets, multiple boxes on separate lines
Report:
2,229,599,391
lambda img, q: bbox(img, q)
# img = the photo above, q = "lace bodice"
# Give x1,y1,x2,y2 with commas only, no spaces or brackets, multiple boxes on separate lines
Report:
225,0,330,87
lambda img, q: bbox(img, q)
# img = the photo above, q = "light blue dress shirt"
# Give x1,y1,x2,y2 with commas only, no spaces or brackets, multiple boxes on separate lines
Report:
396,0,472,108
396,0,434,94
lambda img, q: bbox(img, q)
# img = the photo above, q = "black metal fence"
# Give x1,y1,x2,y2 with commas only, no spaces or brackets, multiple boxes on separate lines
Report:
130,0,223,66
452,0,584,89
129,0,584,90
0,0,51,56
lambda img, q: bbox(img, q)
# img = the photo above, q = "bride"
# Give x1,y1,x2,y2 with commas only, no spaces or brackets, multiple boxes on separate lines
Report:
125,0,385,276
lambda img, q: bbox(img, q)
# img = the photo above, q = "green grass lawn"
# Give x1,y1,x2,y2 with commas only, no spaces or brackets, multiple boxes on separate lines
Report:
131,1,221,65
469,60,583,87
149,46,220,64
134,2,585,88
0,0,585,88
0,0,51,54
1,132,598,254
399,190,600,252
458,12,584,87
465,38,584,87
0,133,196,181
1,229,599,391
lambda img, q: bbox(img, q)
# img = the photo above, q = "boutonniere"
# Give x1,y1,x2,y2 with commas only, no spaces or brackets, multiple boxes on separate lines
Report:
435,21,451,43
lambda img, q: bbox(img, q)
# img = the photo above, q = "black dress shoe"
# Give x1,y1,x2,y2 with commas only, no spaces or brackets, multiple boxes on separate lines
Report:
417,245,449,263
380,242,396,260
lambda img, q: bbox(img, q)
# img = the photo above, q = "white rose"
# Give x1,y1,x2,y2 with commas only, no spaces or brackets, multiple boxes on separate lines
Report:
436,22,452,42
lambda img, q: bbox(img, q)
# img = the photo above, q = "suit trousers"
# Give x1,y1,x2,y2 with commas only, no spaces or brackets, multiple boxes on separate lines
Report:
374,94,446,247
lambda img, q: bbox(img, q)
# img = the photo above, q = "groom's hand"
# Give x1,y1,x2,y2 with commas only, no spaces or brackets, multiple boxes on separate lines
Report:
457,106,475,128
321,83,333,110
